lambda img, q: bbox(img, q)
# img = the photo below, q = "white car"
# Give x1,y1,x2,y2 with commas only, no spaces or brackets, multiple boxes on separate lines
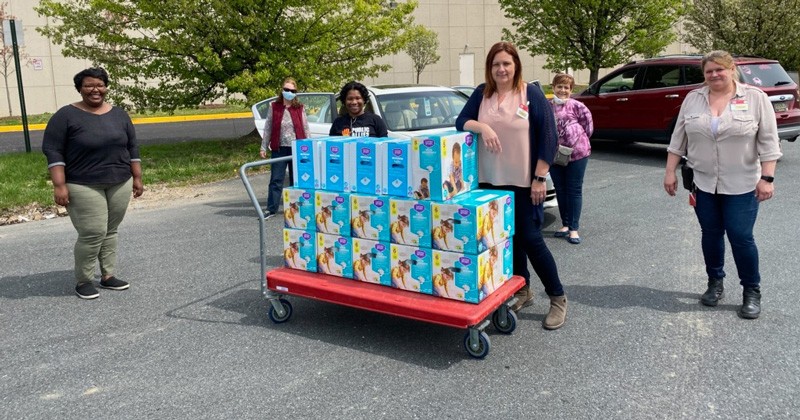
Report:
252,84,557,207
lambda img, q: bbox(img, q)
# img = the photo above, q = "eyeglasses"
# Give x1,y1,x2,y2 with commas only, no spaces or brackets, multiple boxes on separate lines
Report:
283,88,297,94
82,84,107,91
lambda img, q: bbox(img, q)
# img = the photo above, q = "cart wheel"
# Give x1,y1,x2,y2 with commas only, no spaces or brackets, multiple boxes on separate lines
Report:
491,307,518,334
463,331,491,359
268,299,293,323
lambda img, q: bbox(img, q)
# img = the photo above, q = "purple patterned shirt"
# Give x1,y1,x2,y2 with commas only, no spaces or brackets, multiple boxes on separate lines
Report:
550,99,593,161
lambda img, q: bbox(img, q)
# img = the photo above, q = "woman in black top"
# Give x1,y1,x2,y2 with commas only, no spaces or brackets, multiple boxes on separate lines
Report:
42,67,143,300
329,81,388,137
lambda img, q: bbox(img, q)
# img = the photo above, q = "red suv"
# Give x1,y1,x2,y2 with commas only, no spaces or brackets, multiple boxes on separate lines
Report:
573,55,800,143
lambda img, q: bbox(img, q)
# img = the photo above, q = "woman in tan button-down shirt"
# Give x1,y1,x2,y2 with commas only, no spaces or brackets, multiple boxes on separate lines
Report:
664,50,781,320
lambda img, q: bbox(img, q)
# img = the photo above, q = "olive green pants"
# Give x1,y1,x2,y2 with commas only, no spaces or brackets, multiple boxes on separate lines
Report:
66,178,132,284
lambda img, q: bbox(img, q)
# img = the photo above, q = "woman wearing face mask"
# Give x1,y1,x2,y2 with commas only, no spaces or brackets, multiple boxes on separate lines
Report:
260,77,310,219
548,73,593,244
329,81,388,137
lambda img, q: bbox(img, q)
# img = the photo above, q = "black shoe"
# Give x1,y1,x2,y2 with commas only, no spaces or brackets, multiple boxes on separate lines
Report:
738,287,761,319
264,211,277,220
700,278,724,306
75,282,99,299
99,276,130,290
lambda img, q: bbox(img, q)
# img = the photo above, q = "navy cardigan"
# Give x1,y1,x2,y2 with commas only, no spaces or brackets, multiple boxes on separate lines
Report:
455,83,558,182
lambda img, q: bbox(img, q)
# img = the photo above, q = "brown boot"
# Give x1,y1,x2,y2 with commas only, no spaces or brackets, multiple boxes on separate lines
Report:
543,295,567,330
510,285,534,312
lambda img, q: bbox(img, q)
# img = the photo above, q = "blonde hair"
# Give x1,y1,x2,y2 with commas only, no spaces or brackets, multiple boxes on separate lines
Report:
551,73,575,89
701,50,739,82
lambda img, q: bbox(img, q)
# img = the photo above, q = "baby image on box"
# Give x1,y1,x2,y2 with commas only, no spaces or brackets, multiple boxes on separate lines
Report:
431,217,467,252
442,142,465,200
316,233,352,278
389,198,430,247
350,194,389,241
390,244,432,294
352,238,391,286
282,188,314,230
315,191,350,235
283,229,315,272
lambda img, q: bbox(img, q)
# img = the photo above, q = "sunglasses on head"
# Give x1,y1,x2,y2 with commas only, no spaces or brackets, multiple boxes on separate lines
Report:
283,87,297,93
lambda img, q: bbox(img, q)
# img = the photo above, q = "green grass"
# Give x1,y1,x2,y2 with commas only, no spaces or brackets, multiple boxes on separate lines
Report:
0,134,264,212
0,104,250,126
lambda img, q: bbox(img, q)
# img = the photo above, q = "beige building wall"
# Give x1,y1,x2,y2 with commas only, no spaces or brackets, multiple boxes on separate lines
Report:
2,0,690,116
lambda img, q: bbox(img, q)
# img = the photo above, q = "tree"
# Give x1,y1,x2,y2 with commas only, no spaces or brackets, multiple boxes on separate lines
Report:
499,0,684,84
403,25,440,84
682,0,800,72
1,2,30,117
35,0,417,111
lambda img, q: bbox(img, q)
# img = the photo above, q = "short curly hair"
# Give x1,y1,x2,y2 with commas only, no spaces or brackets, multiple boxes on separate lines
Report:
338,81,370,104
73,67,109,92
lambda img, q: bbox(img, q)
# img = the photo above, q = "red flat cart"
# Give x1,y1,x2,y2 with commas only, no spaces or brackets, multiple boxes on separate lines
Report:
241,159,523,359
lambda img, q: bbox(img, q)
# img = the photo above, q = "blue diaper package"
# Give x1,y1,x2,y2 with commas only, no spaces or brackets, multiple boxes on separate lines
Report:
432,239,513,303
291,138,325,189
351,238,391,286
314,190,351,236
389,243,432,294
411,131,477,201
388,197,431,247
350,193,390,242
283,229,316,272
282,187,315,230
316,233,353,278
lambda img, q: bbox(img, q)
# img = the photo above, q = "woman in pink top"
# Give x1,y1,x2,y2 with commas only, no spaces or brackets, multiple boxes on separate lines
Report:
549,73,593,244
456,42,567,330
664,50,781,319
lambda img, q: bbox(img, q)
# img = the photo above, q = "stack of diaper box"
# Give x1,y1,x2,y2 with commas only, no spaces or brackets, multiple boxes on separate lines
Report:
281,130,515,303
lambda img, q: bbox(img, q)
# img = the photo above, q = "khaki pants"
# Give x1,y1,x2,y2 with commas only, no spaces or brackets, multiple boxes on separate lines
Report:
66,178,132,284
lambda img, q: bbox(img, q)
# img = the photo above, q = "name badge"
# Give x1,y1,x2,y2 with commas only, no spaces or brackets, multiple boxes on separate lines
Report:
730,99,748,111
516,103,529,119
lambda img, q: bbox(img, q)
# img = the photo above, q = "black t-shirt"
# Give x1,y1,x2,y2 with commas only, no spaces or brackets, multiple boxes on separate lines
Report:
42,105,139,185
329,112,389,137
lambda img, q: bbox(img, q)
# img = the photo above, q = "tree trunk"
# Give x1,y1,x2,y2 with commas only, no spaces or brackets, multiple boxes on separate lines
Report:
589,68,600,85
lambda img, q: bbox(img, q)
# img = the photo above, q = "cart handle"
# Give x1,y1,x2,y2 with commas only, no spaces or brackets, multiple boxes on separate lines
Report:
239,156,292,297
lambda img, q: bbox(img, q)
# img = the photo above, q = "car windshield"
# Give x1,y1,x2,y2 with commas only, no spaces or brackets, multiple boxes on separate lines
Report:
738,63,795,87
375,91,468,131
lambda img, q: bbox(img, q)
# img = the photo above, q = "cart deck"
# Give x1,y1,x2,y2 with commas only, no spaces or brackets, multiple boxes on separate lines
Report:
267,267,525,329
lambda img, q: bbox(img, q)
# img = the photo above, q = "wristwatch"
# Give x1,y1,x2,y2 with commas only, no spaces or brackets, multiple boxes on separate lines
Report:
533,175,547,183
760,175,774,183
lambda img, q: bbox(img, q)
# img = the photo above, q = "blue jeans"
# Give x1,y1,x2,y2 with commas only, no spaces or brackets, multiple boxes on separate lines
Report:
480,183,564,296
267,146,293,213
549,156,588,231
694,189,760,288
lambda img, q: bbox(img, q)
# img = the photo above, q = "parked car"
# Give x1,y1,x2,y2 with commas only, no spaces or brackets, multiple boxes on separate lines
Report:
251,84,557,207
572,55,800,143
452,85,476,97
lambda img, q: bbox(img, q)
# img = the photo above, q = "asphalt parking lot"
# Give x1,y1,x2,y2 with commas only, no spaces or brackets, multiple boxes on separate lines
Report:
1,139,798,419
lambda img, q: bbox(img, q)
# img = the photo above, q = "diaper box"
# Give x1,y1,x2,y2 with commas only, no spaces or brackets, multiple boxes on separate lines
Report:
282,229,316,272
320,137,361,192
388,197,431,247
380,139,414,198
315,190,351,236
282,187,315,230
350,193,390,242
411,131,478,201
316,233,353,278
291,138,325,189
431,190,514,254
389,243,433,294
349,137,386,195
351,238,391,286
432,239,513,304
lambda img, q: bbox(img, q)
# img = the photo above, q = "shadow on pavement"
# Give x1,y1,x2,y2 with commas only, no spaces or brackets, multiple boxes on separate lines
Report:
0,270,75,299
